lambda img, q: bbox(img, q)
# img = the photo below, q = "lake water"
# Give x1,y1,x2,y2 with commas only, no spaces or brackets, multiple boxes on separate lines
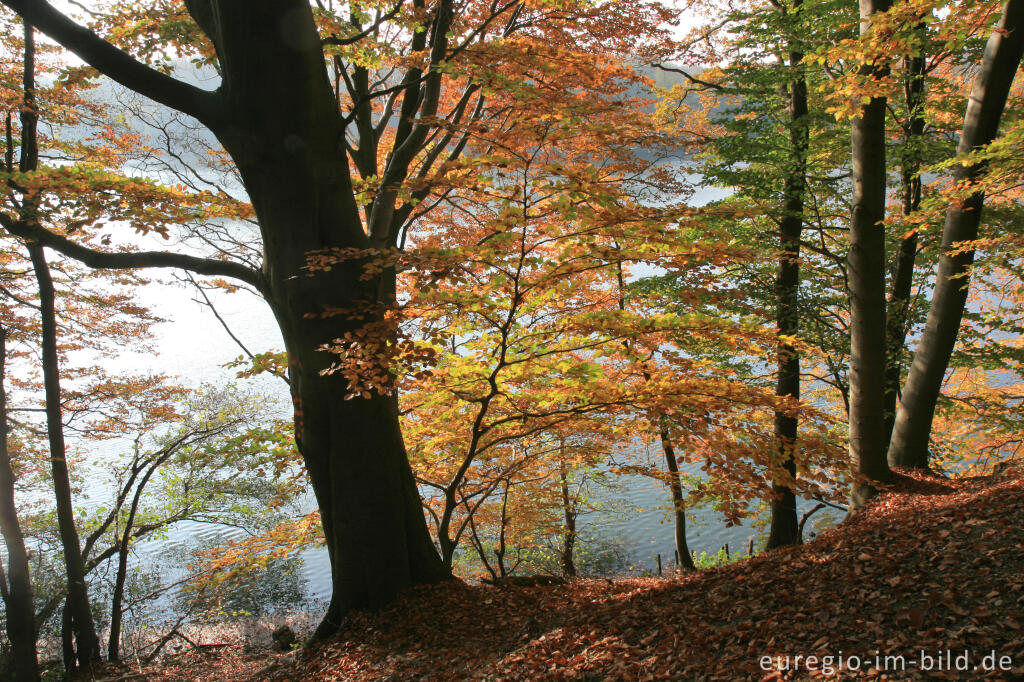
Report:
99,275,819,610
82,176,823,609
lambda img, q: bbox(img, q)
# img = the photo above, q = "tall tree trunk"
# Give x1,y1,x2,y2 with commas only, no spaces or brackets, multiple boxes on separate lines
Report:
494,479,512,578
2,0,454,640
888,0,1024,468
660,422,696,571
192,2,451,641
883,35,927,447
60,601,74,670
271,258,449,642
0,35,39,681
768,0,809,549
107,509,134,660
0,327,40,682
848,0,893,508
290,361,450,642
20,19,100,668
613,257,695,570
29,244,102,667
558,458,577,579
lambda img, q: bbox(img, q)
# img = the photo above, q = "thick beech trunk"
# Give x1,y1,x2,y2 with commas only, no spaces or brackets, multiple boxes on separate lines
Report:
2,0,452,639
882,46,926,446
848,0,893,508
192,2,450,640
294,371,450,640
767,5,808,549
888,0,1024,469
30,245,102,667
0,328,40,682
266,234,449,640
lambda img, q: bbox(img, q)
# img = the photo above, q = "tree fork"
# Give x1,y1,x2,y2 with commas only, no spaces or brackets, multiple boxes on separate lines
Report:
888,0,1024,469
0,0,455,638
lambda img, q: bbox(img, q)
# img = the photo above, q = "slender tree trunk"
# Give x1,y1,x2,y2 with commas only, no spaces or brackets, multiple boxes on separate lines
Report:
889,0,1024,468
883,39,926,447
613,257,695,570
60,601,74,670
106,527,131,659
20,19,100,667
659,422,696,571
558,459,577,579
848,0,893,508
108,458,158,660
106,523,131,660
434,395,498,570
494,478,511,578
768,0,809,549
29,244,102,667
0,327,40,682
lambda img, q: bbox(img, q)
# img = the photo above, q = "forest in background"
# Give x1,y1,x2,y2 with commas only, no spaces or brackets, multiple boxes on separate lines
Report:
0,0,1021,679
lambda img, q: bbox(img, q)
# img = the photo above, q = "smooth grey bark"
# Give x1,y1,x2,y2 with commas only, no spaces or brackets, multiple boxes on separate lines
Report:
848,0,893,508
0,327,40,682
767,0,809,549
883,41,926,446
888,0,1024,468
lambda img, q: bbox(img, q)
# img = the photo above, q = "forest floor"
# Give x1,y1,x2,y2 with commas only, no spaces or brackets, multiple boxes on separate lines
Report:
94,464,1024,681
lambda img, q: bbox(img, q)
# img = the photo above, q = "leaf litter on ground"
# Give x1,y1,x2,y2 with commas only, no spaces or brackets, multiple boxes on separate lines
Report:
93,463,1024,681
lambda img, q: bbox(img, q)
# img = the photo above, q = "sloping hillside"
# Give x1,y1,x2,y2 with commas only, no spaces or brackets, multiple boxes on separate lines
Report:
102,465,1024,681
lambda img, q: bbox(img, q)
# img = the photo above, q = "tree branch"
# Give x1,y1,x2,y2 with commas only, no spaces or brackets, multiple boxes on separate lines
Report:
322,2,404,46
0,215,266,294
650,62,726,92
0,0,225,127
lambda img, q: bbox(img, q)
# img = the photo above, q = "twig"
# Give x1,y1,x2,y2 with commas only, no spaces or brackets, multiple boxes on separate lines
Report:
798,503,827,542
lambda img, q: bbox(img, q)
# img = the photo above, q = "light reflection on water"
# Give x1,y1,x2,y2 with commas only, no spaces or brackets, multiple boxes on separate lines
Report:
292,469,764,601
143,466,768,604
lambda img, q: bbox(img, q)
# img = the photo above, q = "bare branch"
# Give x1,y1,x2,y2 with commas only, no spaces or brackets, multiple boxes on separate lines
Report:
0,0,225,127
0,215,266,294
